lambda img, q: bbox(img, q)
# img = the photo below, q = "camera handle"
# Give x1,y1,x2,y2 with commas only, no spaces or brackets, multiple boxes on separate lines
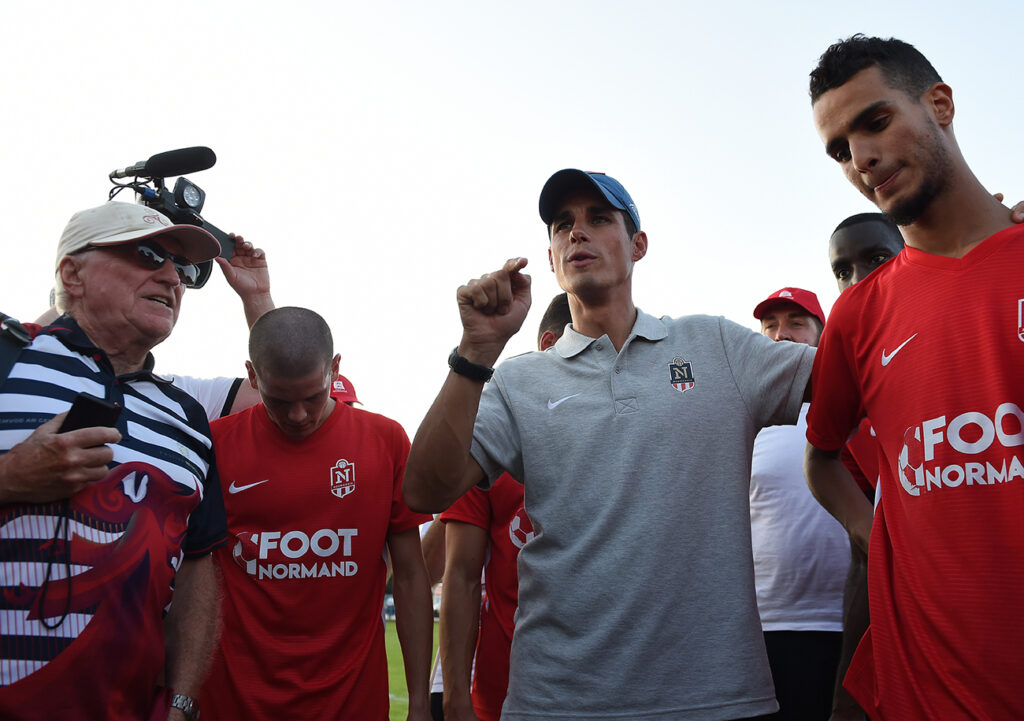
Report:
136,185,233,260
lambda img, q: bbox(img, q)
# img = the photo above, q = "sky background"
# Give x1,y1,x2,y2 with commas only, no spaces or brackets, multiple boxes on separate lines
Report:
1,1,1021,437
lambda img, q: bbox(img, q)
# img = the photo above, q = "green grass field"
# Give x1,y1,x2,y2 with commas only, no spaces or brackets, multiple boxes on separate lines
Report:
386,619,439,721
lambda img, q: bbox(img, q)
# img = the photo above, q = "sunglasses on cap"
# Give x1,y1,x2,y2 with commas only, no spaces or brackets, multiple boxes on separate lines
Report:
86,239,204,288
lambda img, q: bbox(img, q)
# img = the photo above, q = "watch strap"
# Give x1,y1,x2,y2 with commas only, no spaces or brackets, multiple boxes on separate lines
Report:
170,693,200,721
448,347,494,383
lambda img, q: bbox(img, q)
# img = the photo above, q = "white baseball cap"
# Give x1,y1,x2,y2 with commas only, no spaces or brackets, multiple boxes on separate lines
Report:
55,201,220,268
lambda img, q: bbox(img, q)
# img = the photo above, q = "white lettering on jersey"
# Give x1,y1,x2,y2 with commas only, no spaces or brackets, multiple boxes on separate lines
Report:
233,528,360,580
257,560,359,579
898,403,1024,496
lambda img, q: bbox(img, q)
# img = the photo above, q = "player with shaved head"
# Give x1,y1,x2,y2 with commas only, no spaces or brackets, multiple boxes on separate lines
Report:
200,306,434,721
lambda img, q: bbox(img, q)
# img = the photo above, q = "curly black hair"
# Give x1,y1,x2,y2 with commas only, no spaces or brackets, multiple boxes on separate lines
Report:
809,34,942,104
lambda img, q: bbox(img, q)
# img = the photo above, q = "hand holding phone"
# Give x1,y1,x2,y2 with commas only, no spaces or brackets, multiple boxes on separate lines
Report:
0,395,122,504
59,393,122,433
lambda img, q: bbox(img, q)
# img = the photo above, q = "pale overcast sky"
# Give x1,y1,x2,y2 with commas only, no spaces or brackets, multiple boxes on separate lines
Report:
2,0,1020,435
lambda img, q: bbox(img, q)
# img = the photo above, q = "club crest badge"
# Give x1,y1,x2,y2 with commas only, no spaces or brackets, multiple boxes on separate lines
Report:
330,459,356,499
669,356,695,393
1018,299,1024,342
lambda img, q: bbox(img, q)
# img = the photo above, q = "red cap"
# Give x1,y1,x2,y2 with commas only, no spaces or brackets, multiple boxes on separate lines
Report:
331,375,360,405
752,287,826,327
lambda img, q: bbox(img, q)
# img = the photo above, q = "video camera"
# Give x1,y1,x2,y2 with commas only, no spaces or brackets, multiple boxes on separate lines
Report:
108,146,231,289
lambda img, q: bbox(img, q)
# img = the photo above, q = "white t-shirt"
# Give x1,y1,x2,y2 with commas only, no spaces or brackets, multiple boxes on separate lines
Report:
165,375,241,422
749,404,849,631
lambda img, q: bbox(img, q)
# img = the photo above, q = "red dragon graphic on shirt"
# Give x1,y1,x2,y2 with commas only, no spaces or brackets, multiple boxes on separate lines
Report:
0,462,200,720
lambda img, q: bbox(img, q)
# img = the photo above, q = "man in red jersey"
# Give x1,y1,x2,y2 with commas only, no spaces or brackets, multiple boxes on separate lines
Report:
805,34,1024,720
822,213,900,721
439,292,571,721
826,209,1024,721
199,306,433,721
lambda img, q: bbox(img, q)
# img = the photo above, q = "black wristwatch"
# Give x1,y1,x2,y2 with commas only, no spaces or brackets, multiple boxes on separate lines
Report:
170,693,200,721
448,347,494,383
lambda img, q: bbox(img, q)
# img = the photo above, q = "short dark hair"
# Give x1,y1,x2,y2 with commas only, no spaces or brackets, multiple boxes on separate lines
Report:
249,306,334,379
623,211,638,240
832,212,902,244
537,292,571,346
809,34,942,104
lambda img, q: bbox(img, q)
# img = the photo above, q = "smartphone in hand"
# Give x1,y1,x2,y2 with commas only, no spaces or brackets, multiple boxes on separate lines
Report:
59,393,122,433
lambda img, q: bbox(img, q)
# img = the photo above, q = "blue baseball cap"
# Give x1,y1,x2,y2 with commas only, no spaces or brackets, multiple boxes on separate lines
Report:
538,169,641,231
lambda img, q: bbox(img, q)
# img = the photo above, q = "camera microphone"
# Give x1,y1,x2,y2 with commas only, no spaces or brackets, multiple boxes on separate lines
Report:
109,146,217,179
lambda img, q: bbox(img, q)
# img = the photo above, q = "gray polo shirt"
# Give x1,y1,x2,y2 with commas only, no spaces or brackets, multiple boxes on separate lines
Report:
470,310,814,721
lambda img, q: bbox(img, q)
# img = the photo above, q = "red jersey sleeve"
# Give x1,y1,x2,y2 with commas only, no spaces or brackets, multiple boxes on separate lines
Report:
840,443,871,493
841,417,880,492
440,485,491,529
387,421,431,534
806,292,866,451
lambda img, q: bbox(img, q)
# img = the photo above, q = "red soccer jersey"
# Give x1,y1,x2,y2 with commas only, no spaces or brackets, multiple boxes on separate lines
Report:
199,400,429,721
806,226,1024,720
441,473,531,721
841,417,880,492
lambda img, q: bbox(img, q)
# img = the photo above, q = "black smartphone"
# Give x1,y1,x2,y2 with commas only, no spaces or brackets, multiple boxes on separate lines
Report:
58,393,122,433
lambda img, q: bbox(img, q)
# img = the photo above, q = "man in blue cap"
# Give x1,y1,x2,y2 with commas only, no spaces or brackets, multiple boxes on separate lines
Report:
405,169,815,721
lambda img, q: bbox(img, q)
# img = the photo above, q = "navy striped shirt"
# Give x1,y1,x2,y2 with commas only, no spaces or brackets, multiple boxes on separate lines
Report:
0,315,227,720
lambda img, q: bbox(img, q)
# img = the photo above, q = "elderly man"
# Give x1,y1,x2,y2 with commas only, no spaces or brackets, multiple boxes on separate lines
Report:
33,232,275,422
0,202,227,721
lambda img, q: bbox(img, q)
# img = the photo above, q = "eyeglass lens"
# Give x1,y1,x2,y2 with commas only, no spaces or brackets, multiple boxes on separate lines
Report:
135,242,200,287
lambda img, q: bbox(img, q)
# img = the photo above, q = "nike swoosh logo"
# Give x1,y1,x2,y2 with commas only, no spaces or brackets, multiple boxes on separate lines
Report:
228,480,270,494
881,333,918,367
547,393,581,410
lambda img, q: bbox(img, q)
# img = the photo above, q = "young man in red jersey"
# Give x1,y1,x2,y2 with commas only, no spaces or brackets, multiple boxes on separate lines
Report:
199,306,433,721
823,213,900,721
827,208,1024,721
805,35,1024,720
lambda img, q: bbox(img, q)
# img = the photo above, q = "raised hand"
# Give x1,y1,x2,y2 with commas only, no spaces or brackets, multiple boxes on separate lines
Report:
455,257,532,366
214,234,274,327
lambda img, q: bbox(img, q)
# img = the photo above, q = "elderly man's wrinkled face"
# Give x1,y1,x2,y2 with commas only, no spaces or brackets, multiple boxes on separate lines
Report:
73,236,188,348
